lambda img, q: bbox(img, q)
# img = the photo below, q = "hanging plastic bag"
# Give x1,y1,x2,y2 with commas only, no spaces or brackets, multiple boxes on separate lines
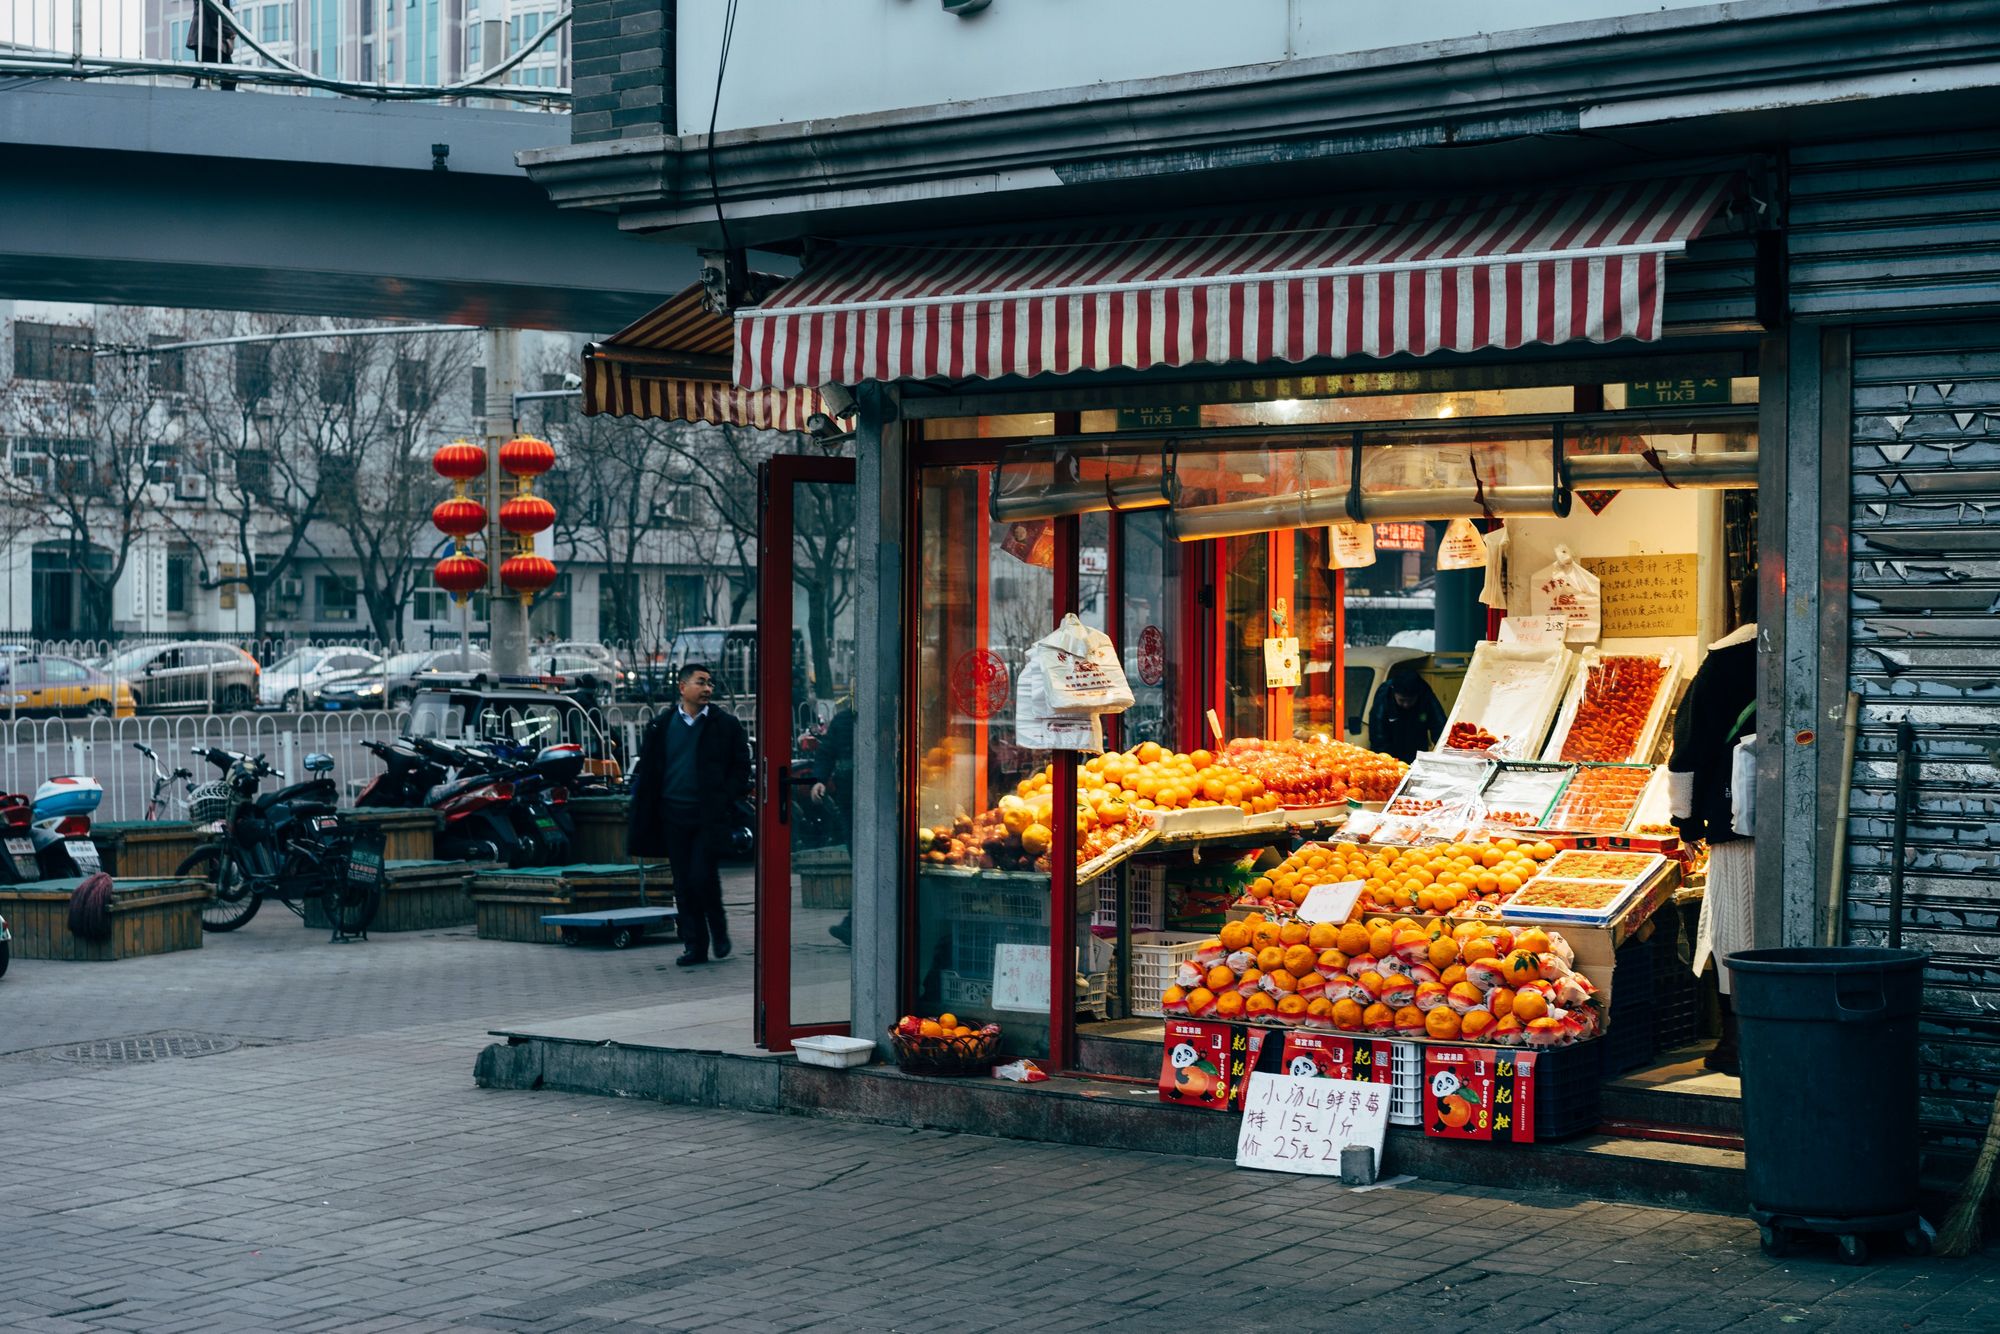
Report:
1331,522,1377,569
1436,517,1488,571
1015,654,1101,752
1031,613,1134,716
1528,546,1602,643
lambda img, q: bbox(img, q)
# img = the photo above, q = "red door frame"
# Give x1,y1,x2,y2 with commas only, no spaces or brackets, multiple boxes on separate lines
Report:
755,453,856,1052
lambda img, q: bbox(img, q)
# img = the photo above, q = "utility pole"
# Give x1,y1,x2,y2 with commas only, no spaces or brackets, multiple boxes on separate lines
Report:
484,328,528,677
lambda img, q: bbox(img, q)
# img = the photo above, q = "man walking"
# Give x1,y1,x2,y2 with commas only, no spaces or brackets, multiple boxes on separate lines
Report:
628,663,750,966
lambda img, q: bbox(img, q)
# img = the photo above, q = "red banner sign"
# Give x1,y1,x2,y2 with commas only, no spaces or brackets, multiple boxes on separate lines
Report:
1279,1032,1399,1086
1159,1020,1266,1112
1373,521,1429,552
1421,1047,1538,1143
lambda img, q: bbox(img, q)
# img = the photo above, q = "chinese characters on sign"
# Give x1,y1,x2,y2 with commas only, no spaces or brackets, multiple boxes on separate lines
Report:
1158,1020,1267,1112
1580,553,1700,637
1280,1032,1399,1084
1373,522,1429,552
1235,1073,1390,1177
1421,1047,1539,1143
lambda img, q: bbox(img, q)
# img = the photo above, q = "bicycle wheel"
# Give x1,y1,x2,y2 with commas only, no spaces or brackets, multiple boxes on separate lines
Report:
178,844,261,932
326,859,381,936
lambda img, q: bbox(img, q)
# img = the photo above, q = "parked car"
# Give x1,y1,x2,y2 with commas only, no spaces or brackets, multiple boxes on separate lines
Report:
260,647,384,711
543,641,637,689
0,654,136,718
99,641,260,713
312,648,489,710
1342,646,1466,751
526,648,627,699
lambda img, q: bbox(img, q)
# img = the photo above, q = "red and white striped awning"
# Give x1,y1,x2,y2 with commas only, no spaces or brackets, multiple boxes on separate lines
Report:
585,283,824,430
735,176,1736,391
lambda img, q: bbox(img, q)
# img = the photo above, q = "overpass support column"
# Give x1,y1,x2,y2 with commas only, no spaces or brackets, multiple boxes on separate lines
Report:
485,328,530,677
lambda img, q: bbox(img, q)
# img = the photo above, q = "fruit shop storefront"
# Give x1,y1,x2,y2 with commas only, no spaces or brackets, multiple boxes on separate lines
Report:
724,170,1791,1148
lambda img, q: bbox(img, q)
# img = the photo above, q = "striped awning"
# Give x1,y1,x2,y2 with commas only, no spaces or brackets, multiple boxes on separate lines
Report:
735,176,1736,390
584,283,824,430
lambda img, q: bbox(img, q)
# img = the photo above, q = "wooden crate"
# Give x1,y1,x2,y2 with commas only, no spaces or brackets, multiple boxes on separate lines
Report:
0,877,205,961
91,821,205,879
566,796,637,864
341,808,442,863
302,859,480,932
796,846,853,909
469,863,672,943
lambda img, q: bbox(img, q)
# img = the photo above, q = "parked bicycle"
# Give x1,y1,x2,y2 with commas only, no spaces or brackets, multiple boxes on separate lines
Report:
173,746,383,940
135,742,195,820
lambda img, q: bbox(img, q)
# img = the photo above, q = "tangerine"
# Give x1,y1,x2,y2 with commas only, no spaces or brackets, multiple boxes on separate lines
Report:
1424,1007,1462,1040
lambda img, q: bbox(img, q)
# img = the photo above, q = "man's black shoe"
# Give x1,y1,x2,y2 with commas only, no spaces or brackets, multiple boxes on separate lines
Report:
714,936,732,959
675,953,707,967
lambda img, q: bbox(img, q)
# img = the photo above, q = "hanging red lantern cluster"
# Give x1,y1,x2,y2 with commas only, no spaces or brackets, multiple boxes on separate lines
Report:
430,439,491,605
432,439,487,485
497,436,559,609
499,494,556,536
433,552,489,598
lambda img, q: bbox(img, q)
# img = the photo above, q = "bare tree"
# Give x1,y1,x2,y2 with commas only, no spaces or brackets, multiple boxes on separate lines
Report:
0,307,164,636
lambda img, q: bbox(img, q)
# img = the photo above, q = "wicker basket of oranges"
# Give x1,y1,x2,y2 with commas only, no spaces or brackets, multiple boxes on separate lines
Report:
888,1015,1002,1075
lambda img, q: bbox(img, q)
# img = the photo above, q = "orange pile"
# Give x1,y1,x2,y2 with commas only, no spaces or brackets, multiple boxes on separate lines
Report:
1236,839,1557,916
1559,656,1668,762
894,1012,997,1040
1222,737,1407,805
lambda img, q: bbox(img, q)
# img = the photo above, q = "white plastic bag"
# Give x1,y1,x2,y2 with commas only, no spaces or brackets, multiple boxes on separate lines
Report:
1015,656,1102,752
1331,522,1377,569
1730,734,1757,836
1528,547,1602,643
1437,517,1488,571
1031,613,1134,716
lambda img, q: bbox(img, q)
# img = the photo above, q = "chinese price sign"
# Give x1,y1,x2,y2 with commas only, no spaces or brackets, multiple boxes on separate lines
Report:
1158,1020,1266,1112
1580,553,1699,637
1280,1032,1399,1085
1422,1047,1539,1143
1135,625,1165,687
1235,1073,1390,1177
949,649,1011,720
1373,521,1429,552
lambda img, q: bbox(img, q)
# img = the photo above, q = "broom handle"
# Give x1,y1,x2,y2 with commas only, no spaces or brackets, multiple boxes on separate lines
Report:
1824,691,1861,948
1889,720,1915,950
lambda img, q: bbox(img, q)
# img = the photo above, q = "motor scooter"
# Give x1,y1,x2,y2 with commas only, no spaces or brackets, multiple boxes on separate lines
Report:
0,792,43,882
355,738,448,808
409,737,524,865
31,775,103,878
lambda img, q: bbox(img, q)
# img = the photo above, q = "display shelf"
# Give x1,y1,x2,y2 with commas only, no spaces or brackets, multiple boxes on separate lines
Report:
1440,641,1576,759
1541,648,1682,765
1477,761,1577,828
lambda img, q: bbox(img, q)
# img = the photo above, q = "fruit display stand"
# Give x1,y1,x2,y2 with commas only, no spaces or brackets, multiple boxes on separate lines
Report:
1440,641,1576,758
89,820,204,879
0,875,205,961
1476,762,1576,828
1542,764,1656,833
469,863,672,943
1541,649,1682,764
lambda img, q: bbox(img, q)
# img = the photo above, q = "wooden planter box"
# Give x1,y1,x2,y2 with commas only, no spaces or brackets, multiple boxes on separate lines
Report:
302,859,480,932
566,796,636,864
91,821,205,879
341,808,441,863
470,863,672,944
796,846,853,909
0,876,205,961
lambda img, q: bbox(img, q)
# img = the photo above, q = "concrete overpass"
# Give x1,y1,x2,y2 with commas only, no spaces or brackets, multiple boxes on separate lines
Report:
0,82,694,331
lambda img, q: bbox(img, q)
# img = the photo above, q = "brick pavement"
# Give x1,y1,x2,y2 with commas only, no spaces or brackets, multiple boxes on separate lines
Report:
1,868,1997,1332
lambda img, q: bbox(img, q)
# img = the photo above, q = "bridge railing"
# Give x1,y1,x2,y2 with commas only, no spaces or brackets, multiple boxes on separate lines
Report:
0,0,570,106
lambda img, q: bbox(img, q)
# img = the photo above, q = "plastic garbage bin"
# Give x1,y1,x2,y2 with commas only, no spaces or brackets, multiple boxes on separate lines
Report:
1726,946,1926,1263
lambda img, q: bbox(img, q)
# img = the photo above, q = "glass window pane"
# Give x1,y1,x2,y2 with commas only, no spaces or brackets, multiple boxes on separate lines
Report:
1117,509,1177,749
914,464,1054,1060
1292,527,1340,742
1222,535,1268,741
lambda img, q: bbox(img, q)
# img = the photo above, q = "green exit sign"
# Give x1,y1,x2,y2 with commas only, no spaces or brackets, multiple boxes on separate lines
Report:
1116,405,1200,430
1625,377,1731,406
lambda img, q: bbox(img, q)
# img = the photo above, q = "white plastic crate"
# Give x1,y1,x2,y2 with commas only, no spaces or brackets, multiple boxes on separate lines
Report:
1128,931,1210,1017
1076,970,1110,1020
1090,861,1166,932
939,969,993,1012
1388,1040,1424,1127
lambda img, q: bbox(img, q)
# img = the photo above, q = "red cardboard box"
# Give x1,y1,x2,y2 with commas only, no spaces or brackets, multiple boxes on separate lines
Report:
1158,1020,1267,1111
1421,1046,1540,1142
1280,1032,1400,1087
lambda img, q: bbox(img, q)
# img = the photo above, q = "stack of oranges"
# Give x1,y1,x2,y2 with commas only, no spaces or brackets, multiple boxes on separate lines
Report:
1158,913,1603,1048
1077,744,1284,818
1234,839,1558,917
1220,737,1408,806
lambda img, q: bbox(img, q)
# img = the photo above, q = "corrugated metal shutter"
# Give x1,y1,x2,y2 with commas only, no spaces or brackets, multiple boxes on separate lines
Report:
1846,319,2000,1150
1792,129,2000,319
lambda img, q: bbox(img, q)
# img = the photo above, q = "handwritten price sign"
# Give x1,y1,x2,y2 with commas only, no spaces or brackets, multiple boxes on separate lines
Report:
1234,1073,1389,1177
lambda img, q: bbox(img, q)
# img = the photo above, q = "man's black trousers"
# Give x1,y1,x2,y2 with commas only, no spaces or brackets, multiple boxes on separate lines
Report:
663,819,729,959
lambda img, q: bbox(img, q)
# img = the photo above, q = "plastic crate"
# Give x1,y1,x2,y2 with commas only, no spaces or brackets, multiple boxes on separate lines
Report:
949,917,1046,980
1128,931,1210,1017
1601,934,1658,1076
1651,903,1701,1050
1388,1040,1424,1127
1077,970,1110,1020
1528,1039,1603,1141
1090,861,1165,932
939,969,992,1013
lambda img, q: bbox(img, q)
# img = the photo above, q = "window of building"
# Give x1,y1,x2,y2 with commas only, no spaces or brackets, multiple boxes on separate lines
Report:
148,335,186,393
413,588,487,622
236,449,273,499
316,575,358,622
396,357,427,413
469,365,487,417
319,350,355,404
8,438,47,482
12,322,94,383
49,438,99,493
234,343,271,401
651,486,698,526
145,443,179,487
166,546,193,614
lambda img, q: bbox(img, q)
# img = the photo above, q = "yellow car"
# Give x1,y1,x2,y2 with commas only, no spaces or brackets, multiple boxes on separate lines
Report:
0,654,137,718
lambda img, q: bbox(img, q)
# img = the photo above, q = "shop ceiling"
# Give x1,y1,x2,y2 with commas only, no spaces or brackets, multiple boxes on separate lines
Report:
521,0,2000,248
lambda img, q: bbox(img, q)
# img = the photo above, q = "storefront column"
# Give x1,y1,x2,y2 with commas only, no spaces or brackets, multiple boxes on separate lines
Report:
851,382,905,1050
1754,325,1852,949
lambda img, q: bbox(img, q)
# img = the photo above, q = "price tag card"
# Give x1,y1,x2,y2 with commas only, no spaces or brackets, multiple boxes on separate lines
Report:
1295,879,1364,924
1235,1072,1390,1177
1263,636,1301,688
991,942,1050,1013
1498,614,1566,646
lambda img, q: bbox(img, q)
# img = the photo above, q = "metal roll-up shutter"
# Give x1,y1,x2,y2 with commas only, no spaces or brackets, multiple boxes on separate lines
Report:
1846,319,2000,1154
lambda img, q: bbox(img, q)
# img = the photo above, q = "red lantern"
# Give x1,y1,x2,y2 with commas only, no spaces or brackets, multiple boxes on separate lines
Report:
500,553,558,606
499,494,556,536
432,496,488,538
433,440,488,483
499,435,555,478
433,553,489,600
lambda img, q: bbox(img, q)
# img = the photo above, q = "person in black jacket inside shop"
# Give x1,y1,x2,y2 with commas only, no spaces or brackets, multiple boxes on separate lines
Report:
628,663,751,966
1368,662,1448,762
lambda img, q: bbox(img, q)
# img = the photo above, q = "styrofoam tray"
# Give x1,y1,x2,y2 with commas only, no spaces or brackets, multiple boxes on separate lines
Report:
1540,648,1683,765
1143,806,1246,835
1441,641,1576,758
792,1035,876,1069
